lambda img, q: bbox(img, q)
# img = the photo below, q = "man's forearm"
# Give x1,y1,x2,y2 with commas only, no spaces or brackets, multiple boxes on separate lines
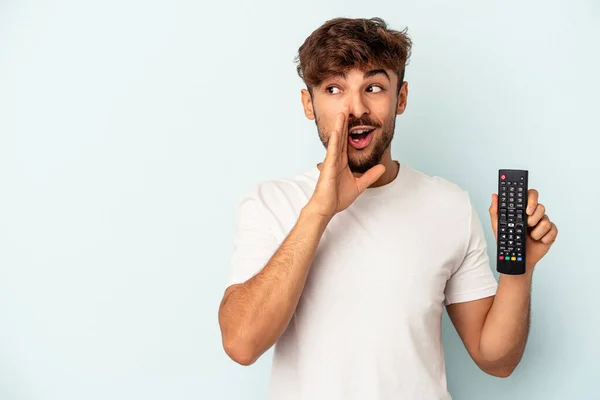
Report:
479,267,534,375
219,205,331,365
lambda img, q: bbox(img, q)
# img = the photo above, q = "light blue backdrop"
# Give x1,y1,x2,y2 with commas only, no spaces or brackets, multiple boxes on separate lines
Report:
1,0,598,399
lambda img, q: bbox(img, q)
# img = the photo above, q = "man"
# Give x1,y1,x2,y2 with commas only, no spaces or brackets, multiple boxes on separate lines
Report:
218,17,558,400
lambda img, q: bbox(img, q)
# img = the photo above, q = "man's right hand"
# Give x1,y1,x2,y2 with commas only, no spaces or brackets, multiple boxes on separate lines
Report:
306,107,386,220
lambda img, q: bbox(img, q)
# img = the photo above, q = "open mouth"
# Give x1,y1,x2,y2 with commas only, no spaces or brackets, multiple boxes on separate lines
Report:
348,128,375,150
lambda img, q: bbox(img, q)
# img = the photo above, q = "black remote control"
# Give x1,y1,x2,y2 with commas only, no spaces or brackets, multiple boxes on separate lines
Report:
496,169,528,275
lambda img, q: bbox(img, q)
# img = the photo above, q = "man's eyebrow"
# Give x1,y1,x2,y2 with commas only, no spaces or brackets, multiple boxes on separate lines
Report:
363,69,390,82
329,69,390,82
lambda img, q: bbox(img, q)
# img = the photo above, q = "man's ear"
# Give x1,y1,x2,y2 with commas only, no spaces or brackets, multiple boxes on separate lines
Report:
301,89,315,120
396,81,408,115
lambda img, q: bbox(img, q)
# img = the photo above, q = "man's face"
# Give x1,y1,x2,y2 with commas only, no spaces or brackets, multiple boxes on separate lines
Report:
302,67,407,174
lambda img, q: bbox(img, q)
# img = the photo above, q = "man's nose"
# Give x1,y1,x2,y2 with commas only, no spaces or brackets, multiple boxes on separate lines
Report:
345,94,369,119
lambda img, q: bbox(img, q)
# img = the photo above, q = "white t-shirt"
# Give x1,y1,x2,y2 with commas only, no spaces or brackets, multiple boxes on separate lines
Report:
226,162,498,400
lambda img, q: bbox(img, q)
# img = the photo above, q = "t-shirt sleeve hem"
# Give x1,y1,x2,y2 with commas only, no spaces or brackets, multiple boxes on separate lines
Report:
444,283,498,306
226,271,259,288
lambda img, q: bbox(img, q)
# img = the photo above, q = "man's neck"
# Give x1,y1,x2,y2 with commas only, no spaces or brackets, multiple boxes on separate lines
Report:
315,152,400,189
365,157,399,188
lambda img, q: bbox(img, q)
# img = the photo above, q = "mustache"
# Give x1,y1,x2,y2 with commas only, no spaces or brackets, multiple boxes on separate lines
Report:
347,117,380,130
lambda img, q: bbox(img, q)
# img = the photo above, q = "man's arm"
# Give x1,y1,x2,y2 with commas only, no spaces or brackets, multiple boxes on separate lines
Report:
447,187,557,377
218,205,330,366
446,269,532,378
479,270,532,374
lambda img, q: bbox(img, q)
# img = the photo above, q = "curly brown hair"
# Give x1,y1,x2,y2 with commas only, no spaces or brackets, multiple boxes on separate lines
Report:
294,17,412,97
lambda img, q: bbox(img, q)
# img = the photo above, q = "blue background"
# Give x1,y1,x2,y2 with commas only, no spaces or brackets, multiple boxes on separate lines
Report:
1,0,598,398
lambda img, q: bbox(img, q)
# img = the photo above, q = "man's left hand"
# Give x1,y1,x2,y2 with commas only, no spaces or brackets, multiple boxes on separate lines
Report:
489,189,558,271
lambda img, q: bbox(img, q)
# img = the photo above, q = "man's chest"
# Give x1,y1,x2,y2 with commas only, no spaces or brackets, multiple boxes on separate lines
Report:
294,206,465,327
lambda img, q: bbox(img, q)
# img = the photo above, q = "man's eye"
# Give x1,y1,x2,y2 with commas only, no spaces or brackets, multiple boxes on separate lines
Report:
368,85,383,93
326,86,341,94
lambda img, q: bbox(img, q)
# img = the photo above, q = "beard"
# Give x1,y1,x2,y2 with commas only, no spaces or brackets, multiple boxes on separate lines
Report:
314,109,396,174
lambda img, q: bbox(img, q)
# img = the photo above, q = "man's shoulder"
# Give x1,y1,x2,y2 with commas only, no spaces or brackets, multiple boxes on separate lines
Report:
406,165,471,211
235,166,319,211
409,165,467,196
401,166,478,246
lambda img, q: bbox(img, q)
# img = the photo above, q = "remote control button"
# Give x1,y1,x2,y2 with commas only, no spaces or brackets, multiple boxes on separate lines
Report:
517,256,522,261
511,257,516,261
508,223,515,227
518,187,523,192
501,174,506,180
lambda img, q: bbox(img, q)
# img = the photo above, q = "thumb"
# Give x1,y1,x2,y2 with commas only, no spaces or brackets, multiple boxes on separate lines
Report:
356,164,386,194
489,193,498,239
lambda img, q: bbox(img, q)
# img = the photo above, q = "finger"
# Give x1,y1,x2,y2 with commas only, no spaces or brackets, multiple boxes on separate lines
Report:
529,214,552,240
355,164,386,193
340,106,349,157
526,188,539,216
541,222,558,244
323,117,341,169
489,193,498,239
527,202,545,227
330,109,346,160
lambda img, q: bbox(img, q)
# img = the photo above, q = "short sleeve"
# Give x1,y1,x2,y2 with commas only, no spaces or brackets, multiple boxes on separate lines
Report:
225,189,280,288
444,197,498,306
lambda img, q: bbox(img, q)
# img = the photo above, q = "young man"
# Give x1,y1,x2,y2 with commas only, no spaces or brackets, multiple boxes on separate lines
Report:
218,17,558,400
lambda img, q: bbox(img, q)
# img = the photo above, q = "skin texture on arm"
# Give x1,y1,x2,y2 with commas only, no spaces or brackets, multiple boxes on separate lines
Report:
446,189,558,377
219,206,330,366
446,286,530,378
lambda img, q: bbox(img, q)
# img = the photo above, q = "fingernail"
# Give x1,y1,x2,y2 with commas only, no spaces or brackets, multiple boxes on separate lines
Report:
527,206,533,214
